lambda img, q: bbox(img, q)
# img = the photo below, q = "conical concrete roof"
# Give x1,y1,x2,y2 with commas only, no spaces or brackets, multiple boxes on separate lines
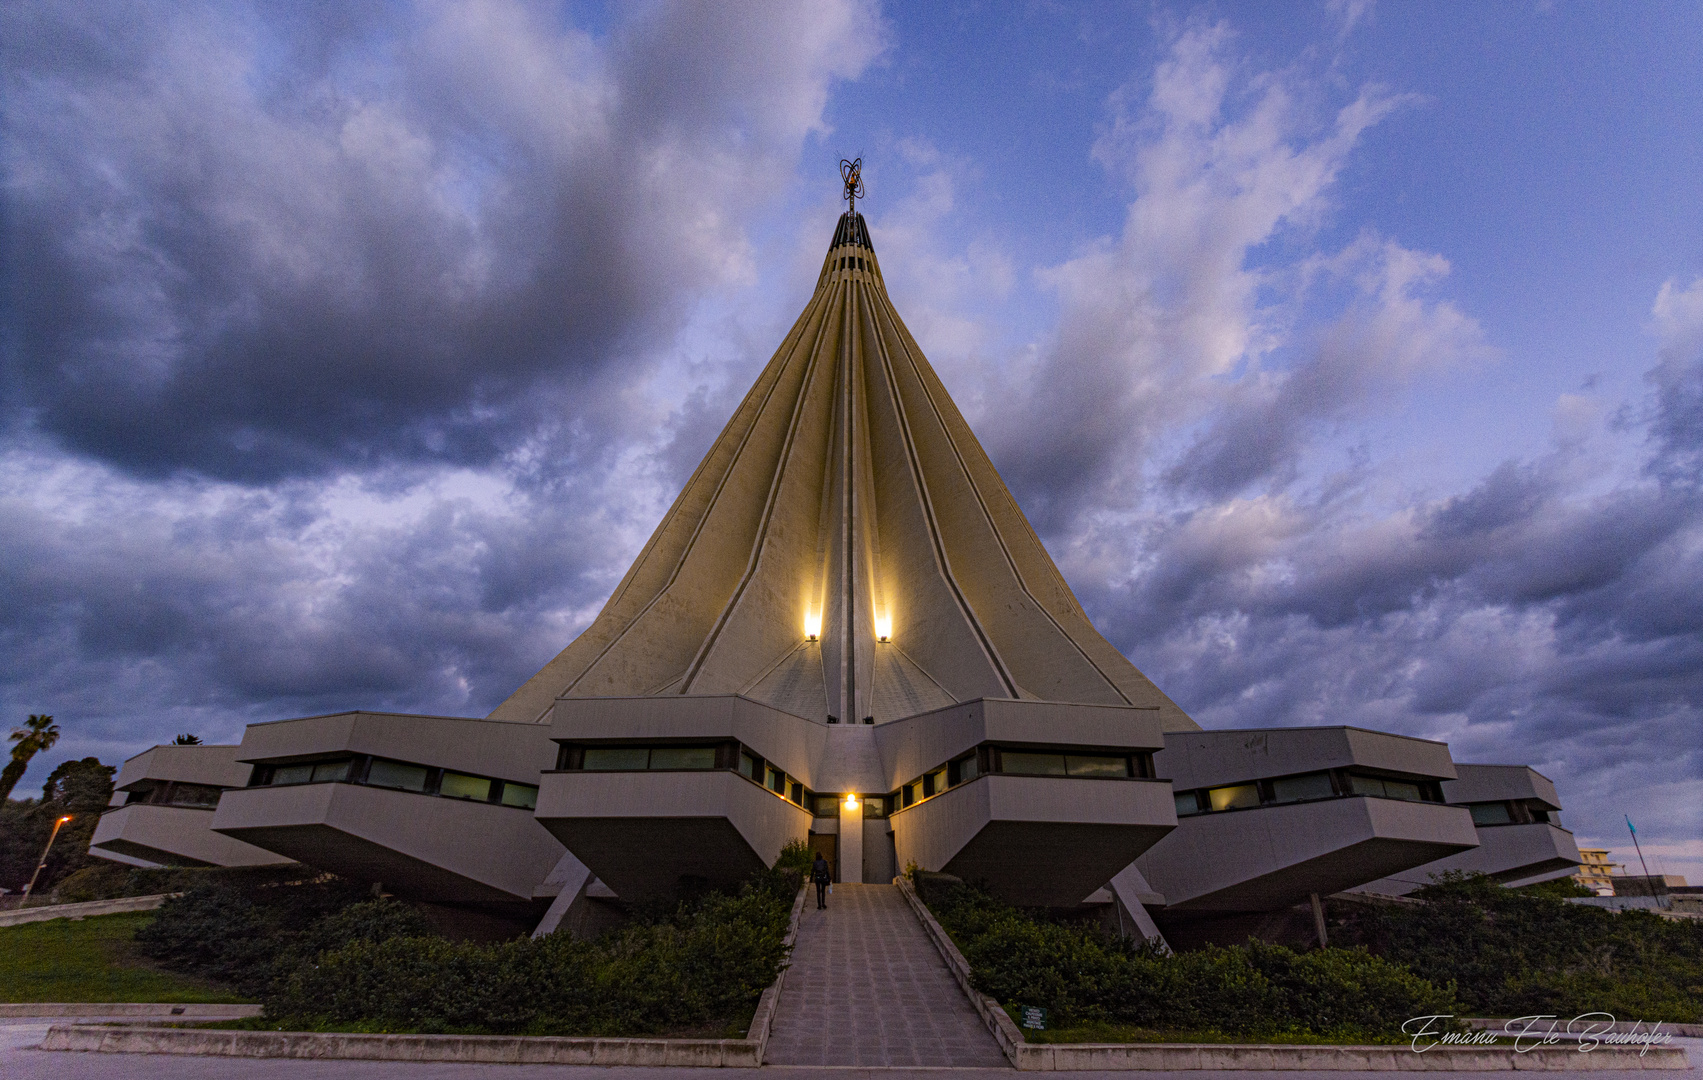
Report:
491,214,1199,733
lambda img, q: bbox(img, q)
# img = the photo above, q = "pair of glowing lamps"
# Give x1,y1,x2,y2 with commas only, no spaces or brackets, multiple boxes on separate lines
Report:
802,614,891,642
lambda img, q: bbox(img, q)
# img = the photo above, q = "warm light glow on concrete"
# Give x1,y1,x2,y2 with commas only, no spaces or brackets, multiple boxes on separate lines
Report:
844,794,859,811
805,611,821,641
874,614,891,642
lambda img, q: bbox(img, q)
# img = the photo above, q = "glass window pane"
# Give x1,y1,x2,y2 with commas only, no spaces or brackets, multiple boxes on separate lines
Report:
1174,791,1201,816
1470,802,1513,826
1271,772,1334,803
273,764,313,785
958,756,979,783
1065,755,1129,778
1000,752,1068,776
1208,784,1261,811
768,767,786,792
739,752,759,779
583,747,649,771
649,747,716,770
1383,780,1422,802
310,760,349,783
440,772,492,801
367,759,429,792
1349,775,1387,797
173,783,223,807
500,783,538,810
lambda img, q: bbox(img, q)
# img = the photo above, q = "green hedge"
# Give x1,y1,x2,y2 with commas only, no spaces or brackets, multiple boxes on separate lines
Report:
1329,873,1703,1022
267,861,803,1036
925,880,1457,1040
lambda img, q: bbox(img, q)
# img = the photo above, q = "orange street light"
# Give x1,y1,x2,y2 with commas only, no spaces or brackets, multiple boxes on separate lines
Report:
21,815,73,907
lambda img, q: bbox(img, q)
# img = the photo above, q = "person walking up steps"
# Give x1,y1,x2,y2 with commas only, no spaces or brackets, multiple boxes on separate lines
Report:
812,852,831,909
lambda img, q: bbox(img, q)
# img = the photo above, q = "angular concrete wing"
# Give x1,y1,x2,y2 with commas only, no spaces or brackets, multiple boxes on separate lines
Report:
213,713,565,928
1353,764,1581,895
1131,728,1479,939
91,745,295,868
488,214,1199,735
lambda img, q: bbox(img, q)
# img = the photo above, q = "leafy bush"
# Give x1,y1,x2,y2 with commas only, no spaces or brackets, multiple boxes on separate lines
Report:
266,865,801,1036
927,881,1456,1040
134,870,376,996
1330,872,1703,1022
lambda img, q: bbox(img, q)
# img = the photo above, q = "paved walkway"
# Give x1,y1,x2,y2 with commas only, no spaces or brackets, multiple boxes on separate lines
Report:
763,883,1009,1068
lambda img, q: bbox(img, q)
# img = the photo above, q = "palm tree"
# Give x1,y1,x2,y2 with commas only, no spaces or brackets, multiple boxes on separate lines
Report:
1,715,59,802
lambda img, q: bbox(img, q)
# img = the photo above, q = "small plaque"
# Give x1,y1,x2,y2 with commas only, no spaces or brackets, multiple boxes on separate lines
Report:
1020,1006,1048,1030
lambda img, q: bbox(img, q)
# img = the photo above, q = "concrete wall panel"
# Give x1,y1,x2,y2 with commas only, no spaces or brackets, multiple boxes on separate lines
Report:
91,804,294,868
213,782,564,903
534,769,811,900
1135,796,1478,912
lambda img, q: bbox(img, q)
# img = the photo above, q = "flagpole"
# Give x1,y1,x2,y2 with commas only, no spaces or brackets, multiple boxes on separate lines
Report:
1626,816,1665,908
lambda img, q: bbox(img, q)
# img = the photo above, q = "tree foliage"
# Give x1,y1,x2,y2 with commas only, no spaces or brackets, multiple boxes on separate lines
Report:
1,714,59,802
1329,872,1703,1022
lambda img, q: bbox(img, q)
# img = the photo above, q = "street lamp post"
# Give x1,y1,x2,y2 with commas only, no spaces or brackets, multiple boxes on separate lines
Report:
20,815,72,908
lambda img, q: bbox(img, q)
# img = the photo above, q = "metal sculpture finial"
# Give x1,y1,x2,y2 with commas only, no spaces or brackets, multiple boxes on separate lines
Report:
840,157,865,217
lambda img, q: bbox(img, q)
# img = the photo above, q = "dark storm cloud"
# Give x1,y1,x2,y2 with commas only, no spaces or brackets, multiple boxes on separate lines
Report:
0,0,885,783
1,0,880,481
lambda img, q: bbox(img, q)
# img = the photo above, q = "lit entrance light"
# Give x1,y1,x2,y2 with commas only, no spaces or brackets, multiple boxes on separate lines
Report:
805,612,821,641
843,794,859,812
874,614,891,642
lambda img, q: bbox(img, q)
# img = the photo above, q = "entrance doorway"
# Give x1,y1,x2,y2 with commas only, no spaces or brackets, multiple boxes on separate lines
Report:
808,832,838,882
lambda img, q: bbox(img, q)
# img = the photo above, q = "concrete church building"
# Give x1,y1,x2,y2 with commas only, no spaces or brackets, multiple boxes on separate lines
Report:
93,175,1579,944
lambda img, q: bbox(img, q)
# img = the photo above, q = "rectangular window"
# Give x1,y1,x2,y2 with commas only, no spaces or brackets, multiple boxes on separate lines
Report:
953,755,979,784
1208,784,1261,811
272,764,314,785
902,784,914,807
1270,772,1334,803
1349,774,1388,798
739,752,760,779
310,760,351,783
583,747,650,771
1065,755,1130,778
789,782,804,804
1382,780,1423,802
1174,790,1202,816
499,783,538,810
1470,802,1513,826
649,747,716,770
999,752,1068,776
863,795,889,819
172,783,223,808
812,795,837,816
439,771,493,801
921,773,935,798
367,759,429,792
768,767,786,793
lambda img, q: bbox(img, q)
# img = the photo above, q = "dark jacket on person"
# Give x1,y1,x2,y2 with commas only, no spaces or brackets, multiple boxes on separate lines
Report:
812,856,831,884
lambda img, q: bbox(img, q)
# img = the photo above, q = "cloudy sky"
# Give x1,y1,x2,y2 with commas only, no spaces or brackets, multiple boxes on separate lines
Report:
4,1,1699,880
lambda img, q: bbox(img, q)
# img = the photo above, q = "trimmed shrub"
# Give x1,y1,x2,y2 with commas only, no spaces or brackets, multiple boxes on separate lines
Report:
264,864,802,1036
927,881,1456,1039
1330,872,1703,1023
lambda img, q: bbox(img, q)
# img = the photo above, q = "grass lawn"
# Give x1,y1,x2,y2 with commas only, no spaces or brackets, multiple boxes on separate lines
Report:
0,911,246,1004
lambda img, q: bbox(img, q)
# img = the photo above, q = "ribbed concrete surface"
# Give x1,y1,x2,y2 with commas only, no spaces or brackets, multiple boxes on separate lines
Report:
763,883,1008,1067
